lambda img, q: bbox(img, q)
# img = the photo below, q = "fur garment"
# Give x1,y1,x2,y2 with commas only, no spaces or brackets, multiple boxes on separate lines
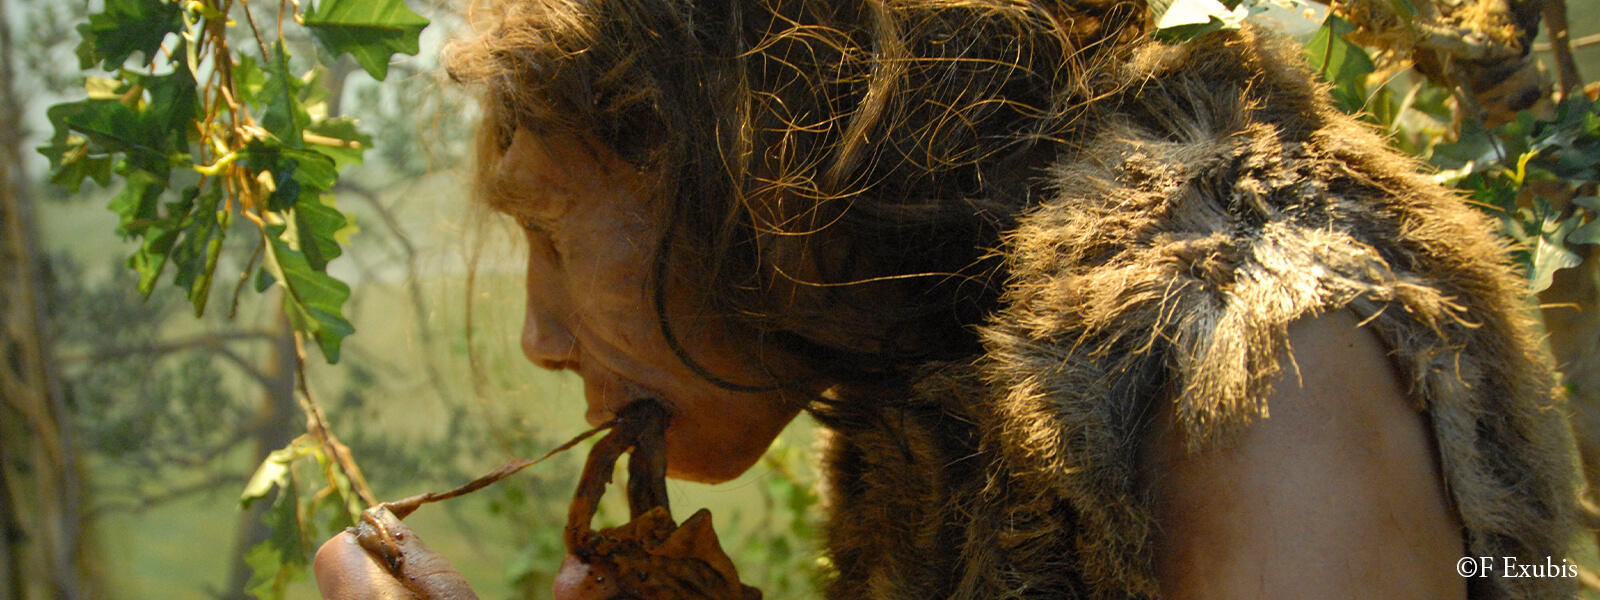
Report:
817,28,1580,600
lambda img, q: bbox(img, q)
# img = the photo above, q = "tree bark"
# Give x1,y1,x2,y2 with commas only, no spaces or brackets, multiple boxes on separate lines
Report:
222,311,301,600
0,0,89,597
1541,0,1585,99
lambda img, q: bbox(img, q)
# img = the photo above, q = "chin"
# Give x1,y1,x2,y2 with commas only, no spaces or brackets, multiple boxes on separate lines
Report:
662,442,765,484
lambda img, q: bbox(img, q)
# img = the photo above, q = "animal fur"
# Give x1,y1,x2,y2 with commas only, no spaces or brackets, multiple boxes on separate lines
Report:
817,28,1581,600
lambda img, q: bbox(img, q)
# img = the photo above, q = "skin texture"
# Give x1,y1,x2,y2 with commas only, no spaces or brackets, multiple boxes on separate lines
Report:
315,131,807,600
1146,311,1466,599
314,137,1469,599
489,129,809,484
316,519,476,600
316,528,610,600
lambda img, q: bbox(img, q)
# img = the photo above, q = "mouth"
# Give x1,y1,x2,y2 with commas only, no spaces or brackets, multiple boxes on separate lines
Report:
584,405,614,427
580,373,672,427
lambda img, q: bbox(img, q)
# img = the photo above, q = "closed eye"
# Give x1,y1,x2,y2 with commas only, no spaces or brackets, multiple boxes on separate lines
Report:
523,225,562,266
517,216,550,234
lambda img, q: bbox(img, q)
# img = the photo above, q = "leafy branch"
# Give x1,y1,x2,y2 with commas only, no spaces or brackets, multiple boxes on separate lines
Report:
39,0,426,363
40,0,432,597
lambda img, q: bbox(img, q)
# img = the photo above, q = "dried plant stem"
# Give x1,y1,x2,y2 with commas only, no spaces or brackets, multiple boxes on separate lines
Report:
379,418,619,519
291,333,376,506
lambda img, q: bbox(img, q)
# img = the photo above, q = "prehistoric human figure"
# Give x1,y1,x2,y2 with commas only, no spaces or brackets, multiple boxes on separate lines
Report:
315,1,1581,598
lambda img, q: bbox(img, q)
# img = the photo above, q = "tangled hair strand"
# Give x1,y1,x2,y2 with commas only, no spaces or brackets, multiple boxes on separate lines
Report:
446,0,1149,389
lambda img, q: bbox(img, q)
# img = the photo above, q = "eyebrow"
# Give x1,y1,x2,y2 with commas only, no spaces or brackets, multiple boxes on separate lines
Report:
482,173,536,217
483,184,518,215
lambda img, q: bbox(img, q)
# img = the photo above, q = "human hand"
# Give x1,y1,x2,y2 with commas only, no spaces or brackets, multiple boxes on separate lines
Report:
313,507,478,600
314,505,759,600
315,401,755,599
310,511,622,600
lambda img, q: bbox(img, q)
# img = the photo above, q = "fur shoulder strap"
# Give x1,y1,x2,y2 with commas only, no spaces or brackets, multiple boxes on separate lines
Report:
974,28,1579,600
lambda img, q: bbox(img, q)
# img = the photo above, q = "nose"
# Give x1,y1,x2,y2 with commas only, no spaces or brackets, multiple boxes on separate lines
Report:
522,239,579,371
523,300,578,371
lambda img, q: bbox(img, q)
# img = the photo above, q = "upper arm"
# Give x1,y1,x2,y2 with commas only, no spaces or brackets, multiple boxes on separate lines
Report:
1144,311,1466,600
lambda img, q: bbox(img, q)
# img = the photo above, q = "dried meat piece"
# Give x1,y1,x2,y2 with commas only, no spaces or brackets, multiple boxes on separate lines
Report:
352,399,759,600
563,402,760,600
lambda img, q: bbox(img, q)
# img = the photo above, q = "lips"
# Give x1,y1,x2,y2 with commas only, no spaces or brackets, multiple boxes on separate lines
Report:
579,367,673,428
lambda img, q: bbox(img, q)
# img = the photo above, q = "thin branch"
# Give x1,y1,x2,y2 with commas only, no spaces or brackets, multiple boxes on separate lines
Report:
91,472,241,515
1536,32,1600,52
230,239,264,320
150,435,250,470
291,334,377,506
211,345,275,390
57,331,275,365
1541,0,1585,100
236,0,273,61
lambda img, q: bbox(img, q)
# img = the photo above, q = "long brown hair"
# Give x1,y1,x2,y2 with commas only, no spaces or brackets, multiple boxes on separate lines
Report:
445,0,1148,389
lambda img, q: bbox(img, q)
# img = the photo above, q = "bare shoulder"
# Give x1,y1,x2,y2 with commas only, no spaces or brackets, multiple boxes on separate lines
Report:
1144,311,1466,600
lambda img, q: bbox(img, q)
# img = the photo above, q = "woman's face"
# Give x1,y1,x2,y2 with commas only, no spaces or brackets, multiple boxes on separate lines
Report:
489,129,808,484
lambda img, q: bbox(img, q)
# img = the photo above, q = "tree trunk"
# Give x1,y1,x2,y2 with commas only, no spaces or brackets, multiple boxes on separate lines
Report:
222,311,301,600
0,0,89,597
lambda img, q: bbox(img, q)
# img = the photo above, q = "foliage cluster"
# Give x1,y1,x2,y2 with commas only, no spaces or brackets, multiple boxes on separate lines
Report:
32,0,438,595
39,0,429,363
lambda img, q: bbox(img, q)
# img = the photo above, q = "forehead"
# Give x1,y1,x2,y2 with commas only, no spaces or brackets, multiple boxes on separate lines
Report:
485,129,659,226
487,131,622,216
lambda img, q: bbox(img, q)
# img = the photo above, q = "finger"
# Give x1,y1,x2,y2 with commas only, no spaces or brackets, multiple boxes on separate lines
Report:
357,508,479,600
314,532,417,600
552,555,622,600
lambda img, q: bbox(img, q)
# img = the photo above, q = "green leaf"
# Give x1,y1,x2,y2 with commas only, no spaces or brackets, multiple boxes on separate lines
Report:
313,484,358,539
288,149,339,192
1152,0,1247,42
138,64,201,154
46,98,163,166
1566,198,1600,246
238,139,339,210
261,229,355,363
1432,119,1502,169
1409,82,1454,121
233,54,268,104
1568,220,1600,246
293,195,349,271
262,43,311,147
1526,204,1584,293
75,0,183,70
1367,84,1399,130
171,186,229,315
39,136,115,193
1303,16,1376,115
42,68,197,173
241,453,292,510
243,541,302,600
243,477,310,600
305,117,373,168
311,447,364,526
303,0,430,80
108,166,169,236
255,267,277,293
126,186,197,296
